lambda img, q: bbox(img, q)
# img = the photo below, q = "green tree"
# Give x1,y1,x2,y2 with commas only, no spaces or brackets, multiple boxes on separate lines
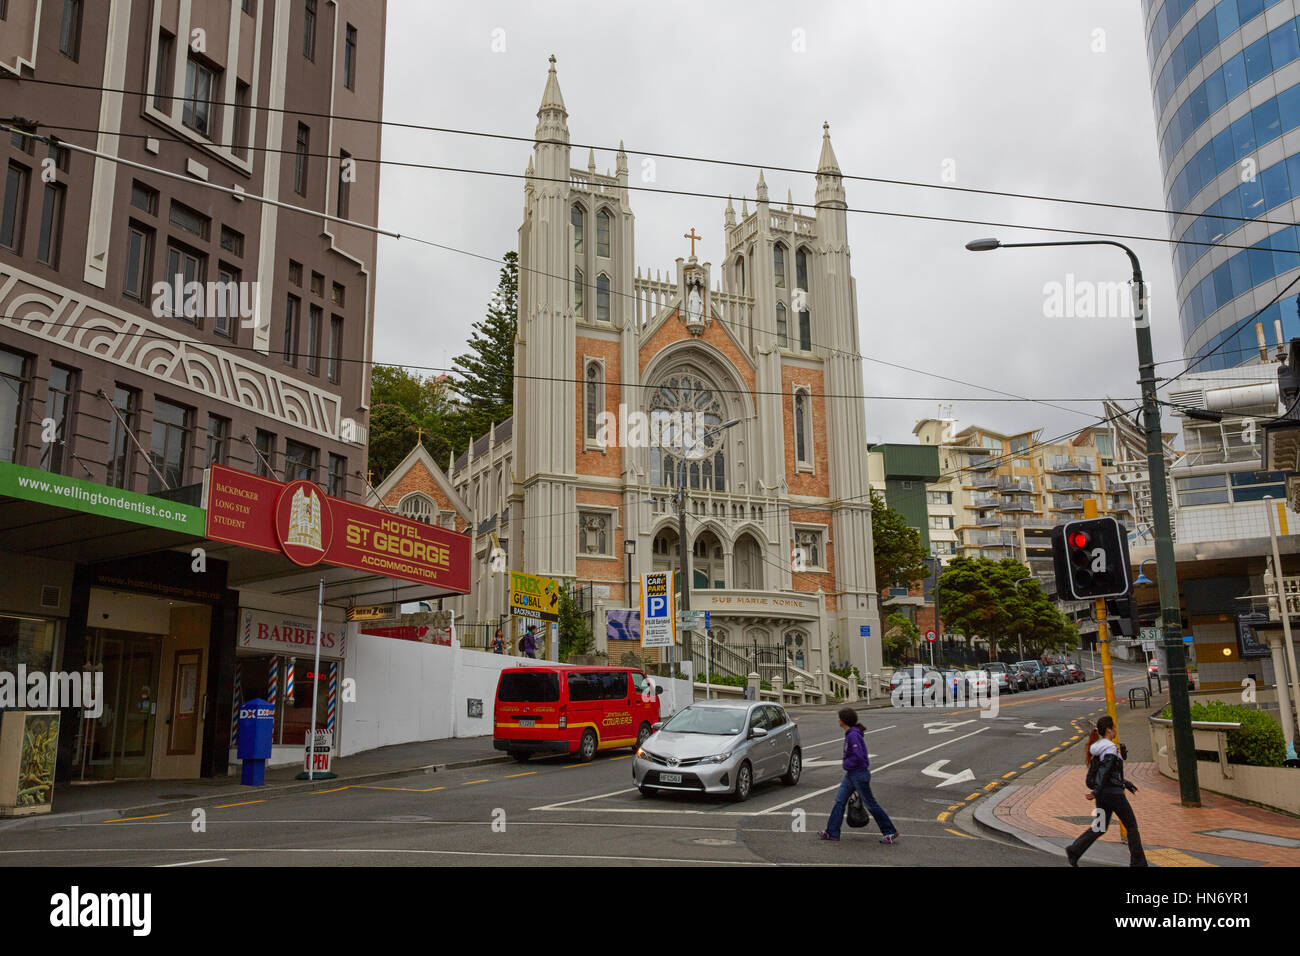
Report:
367,367,466,483
938,558,1077,660
451,251,518,440
557,581,594,660
870,490,930,591
883,612,918,665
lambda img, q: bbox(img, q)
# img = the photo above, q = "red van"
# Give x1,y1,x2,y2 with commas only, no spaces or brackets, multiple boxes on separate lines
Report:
493,665,662,763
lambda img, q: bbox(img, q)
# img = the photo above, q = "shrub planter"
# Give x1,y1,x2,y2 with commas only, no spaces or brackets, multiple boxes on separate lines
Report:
1149,716,1300,816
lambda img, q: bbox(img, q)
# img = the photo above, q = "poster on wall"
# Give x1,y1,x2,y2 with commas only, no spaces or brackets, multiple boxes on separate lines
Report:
607,609,640,643
0,710,60,816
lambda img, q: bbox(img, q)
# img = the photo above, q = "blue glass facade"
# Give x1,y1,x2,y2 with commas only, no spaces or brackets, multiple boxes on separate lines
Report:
1145,0,1300,367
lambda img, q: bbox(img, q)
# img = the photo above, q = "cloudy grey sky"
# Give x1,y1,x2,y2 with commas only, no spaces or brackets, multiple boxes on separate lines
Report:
372,0,1182,446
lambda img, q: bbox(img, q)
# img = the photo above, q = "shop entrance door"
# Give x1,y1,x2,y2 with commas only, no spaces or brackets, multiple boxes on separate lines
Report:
81,631,161,780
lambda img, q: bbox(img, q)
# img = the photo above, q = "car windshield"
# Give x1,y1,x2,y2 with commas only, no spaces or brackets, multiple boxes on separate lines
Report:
662,707,745,736
985,663,1007,673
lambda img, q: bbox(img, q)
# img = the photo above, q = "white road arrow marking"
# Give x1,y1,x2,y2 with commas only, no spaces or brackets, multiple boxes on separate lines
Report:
801,756,844,769
921,759,977,789
922,720,976,735
1024,722,1062,734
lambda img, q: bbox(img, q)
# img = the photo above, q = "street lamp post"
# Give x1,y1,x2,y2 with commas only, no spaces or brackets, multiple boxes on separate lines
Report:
677,418,741,672
966,236,1201,805
624,538,637,612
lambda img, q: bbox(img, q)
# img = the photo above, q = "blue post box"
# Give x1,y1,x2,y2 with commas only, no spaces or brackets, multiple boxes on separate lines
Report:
237,698,275,786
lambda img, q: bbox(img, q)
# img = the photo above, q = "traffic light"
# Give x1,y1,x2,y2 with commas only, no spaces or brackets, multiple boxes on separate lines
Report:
1050,517,1132,600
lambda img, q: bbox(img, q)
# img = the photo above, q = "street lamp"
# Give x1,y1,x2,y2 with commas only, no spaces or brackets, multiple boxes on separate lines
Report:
1134,558,1156,587
967,235,1201,806
677,418,741,671
624,537,637,612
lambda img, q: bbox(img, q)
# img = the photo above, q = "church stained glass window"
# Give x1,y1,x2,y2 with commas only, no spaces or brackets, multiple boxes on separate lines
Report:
647,371,727,492
597,208,611,257
596,273,610,322
776,302,788,348
774,244,786,288
574,268,584,317
571,203,584,254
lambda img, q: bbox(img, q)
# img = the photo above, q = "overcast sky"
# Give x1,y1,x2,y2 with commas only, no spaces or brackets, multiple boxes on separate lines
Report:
372,0,1181,447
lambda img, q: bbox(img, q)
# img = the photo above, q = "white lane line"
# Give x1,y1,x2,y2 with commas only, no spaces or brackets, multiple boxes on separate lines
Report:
0,847,780,866
531,787,638,810
803,725,895,750
754,727,989,815
155,858,228,867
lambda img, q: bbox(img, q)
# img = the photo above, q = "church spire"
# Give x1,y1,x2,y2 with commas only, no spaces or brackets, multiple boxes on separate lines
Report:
815,121,846,208
756,169,769,204
724,195,736,227
535,55,569,147
538,54,567,115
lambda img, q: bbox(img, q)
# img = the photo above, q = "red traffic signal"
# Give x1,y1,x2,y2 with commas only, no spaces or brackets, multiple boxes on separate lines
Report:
1051,517,1132,600
1068,531,1090,550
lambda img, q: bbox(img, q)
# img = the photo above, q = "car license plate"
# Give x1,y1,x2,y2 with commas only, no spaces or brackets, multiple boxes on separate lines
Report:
659,772,682,783
518,718,535,727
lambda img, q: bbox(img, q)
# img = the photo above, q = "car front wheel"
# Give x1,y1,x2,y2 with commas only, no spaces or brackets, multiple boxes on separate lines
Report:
636,722,652,748
732,761,753,802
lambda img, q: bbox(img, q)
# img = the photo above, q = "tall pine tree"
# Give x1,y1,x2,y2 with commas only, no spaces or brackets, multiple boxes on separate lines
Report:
451,251,518,439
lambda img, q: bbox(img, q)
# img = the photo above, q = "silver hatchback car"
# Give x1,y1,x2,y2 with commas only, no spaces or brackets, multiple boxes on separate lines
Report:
633,700,802,801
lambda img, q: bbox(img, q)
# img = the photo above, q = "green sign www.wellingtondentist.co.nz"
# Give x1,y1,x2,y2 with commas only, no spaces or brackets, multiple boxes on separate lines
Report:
0,462,205,535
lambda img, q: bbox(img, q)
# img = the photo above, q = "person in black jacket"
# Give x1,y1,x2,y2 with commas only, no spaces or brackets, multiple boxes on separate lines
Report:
1066,714,1148,867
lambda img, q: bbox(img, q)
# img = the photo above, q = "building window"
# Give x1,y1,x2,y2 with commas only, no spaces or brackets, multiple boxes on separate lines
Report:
214,265,239,339
798,309,811,352
40,365,76,474
105,387,138,488
927,490,952,505
303,0,317,60
182,58,217,137
929,515,954,530
36,180,65,267
579,512,610,555
306,305,322,374
131,182,159,215
124,222,154,300
233,81,251,157
0,1,8,19
344,25,357,89
571,203,584,254
776,302,788,348
648,371,728,492
597,209,611,257
148,398,191,492
294,123,310,196
254,429,276,477
283,295,301,366
794,528,823,569
1174,473,1229,506
796,247,809,291
774,244,786,288
327,315,343,383
153,30,174,113
289,260,303,286
206,414,229,466
400,493,434,523
573,268,584,318
331,282,345,306
585,361,603,442
0,349,27,464
794,389,811,467
283,440,318,482
220,226,244,257
337,150,351,219
1,162,29,252
735,256,745,294
169,201,210,240
310,271,324,297
596,274,610,323
59,0,81,60
328,454,346,497
165,243,206,322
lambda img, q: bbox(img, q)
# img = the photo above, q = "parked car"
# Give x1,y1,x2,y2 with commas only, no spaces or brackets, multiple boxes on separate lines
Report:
981,661,1015,695
494,665,663,763
1044,664,1069,686
1063,662,1085,683
939,668,963,701
633,700,801,801
1016,660,1047,689
890,665,942,705
1008,663,1032,692
962,669,991,698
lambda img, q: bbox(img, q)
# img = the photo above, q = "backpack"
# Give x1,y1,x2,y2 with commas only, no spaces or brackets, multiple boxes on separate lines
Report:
846,791,871,829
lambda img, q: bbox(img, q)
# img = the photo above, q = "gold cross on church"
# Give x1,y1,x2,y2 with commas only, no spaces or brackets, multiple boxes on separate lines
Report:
683,228,702,258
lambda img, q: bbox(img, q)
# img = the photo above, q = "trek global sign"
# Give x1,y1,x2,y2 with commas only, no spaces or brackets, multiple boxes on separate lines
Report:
509,570,560,622
203,465,471,592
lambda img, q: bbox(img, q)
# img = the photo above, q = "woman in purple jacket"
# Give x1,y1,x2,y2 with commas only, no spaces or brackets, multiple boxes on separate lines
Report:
819,707,899,843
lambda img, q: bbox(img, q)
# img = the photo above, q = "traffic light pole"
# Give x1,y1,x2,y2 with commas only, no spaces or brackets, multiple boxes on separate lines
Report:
1083,500,1119,733
966,237,1200,806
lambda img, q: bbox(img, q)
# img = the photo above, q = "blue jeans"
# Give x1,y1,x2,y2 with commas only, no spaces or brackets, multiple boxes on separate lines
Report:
825,767,897,838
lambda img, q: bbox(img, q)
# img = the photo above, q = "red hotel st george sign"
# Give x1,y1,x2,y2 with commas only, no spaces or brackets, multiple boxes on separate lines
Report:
203,465,470,592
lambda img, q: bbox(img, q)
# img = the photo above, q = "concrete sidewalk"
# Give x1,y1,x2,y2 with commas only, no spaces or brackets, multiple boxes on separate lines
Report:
974,689,1300,867
1,735,507,832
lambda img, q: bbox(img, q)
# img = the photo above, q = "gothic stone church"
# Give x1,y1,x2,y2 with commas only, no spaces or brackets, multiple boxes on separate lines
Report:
379,58,883,677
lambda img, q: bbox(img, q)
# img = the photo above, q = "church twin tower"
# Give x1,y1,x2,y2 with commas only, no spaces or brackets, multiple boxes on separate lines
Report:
510,57,882,674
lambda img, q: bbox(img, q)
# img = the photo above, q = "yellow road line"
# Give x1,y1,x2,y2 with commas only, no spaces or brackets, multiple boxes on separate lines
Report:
563,763,591,769
1049,747,1061,753
965,792,982,801
461,779,489,786
1002,771,1017,779
1021,762,1035,769
945,828,974,839
947,804,962,811
107,813,170,823
311,786,352,794
609,755,632,761
937,811,951,823
1037,754,1049,760
983,782,998,791
505,771,537,778
213,800,264,809
352,785,446,793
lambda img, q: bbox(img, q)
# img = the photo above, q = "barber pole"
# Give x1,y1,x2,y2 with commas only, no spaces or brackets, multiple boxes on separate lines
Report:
326,662,338,735
266,656,279,707
284,658,295,705
230,660,243,747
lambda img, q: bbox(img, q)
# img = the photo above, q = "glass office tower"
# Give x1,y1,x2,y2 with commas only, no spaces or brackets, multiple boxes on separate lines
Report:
1145,0,1300,368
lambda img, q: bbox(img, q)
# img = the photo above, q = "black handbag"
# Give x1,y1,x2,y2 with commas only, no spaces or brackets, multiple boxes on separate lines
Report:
846,791,871,829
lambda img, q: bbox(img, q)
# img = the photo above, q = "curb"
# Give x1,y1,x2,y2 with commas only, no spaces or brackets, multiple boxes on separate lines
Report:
0,753,510,832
